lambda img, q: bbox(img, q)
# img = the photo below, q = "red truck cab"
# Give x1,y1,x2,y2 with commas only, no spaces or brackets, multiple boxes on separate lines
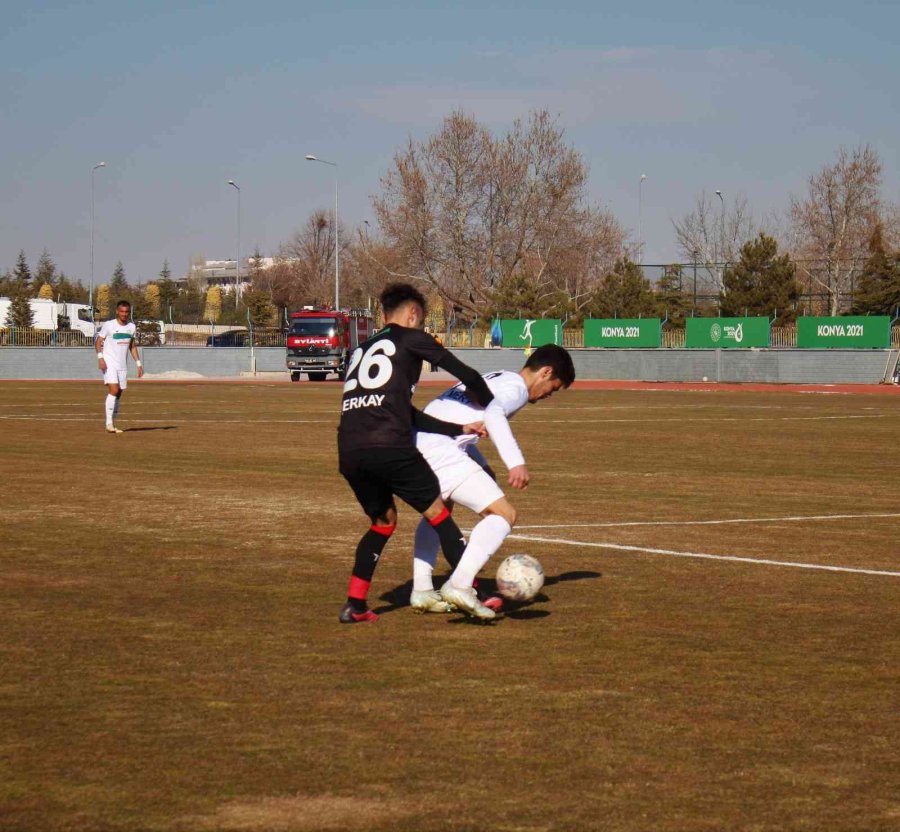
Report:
286,307,374,381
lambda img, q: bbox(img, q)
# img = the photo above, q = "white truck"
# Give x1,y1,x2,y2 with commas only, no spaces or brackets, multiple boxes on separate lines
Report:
0,298,96,338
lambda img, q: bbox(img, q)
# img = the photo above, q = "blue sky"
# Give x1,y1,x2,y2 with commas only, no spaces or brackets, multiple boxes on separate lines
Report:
1,0,898,286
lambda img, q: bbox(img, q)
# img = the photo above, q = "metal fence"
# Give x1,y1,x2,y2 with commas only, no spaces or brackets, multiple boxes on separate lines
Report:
2,325,899,350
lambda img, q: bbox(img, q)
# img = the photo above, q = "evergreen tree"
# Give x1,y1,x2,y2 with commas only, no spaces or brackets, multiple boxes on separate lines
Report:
55,273,88,303
654,264,692,325
720,233,800,323
35,249,57,290
243,286,276,327
13,251,32,295
8,251,35,327
157,260,178,319
38,283,54,299
0,269,13,297
585,258,657,319
851,224,900,315
8,293,34,328
110,261,129,299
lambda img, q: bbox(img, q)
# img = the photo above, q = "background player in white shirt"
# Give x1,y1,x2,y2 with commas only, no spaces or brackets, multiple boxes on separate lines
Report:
95,300,143,433
413,344,575,618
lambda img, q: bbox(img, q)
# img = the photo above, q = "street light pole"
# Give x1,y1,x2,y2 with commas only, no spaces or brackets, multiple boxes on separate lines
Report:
305,154,339,309
90,162,107,311
715,189,725,290
227,180,241,304
638,173,647,265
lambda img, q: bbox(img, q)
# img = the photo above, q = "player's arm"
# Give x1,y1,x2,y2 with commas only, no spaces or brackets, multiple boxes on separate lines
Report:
129,338,144,378
435,352,494,407
410,331,494,407
95,329,107,371
411,407,486,438
483,401,529,489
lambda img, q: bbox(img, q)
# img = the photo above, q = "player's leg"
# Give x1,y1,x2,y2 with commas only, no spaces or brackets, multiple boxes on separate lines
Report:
439,472,512,617
411,499,454,612
388,450,481,615
112,370,127,427
338,453,396,623
104,376,122,433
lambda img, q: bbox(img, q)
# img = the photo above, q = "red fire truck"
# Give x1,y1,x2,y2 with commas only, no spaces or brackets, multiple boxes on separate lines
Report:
286,307,375,382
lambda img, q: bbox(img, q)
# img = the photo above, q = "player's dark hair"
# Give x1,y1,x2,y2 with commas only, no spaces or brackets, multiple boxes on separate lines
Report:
380,282,427,316
116,300,131,310
524,344,576,387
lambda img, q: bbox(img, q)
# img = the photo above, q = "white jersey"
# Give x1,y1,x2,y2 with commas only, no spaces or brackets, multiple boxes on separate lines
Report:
97,319,136,371
417,371,529,471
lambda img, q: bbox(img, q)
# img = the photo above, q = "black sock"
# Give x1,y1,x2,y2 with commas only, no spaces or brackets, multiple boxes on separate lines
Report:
347,523,394,609
429,508,466,571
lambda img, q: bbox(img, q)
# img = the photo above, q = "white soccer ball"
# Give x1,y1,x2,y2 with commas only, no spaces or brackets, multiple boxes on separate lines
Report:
496,554,545,602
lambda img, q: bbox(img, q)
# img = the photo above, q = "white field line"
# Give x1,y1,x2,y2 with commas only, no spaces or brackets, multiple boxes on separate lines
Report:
524,414,885,424
516,512,900,530
506,533,900,578
0,415,331,424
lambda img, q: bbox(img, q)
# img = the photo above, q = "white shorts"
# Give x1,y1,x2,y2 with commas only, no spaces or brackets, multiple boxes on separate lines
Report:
102,367,127,388
426,447,505,514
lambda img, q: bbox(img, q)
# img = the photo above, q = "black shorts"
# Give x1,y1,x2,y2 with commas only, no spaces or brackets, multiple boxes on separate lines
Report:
339,446,441,519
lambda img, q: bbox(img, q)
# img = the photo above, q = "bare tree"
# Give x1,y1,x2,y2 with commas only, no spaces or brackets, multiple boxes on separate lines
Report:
371,110,626,319
269,210,348,309
672,191,757,294
790,145,887,315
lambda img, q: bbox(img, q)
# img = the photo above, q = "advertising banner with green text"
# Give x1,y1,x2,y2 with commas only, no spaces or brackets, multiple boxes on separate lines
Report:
490,319,562,348
584,318,661,348
685,317,770,348
796,316,890,348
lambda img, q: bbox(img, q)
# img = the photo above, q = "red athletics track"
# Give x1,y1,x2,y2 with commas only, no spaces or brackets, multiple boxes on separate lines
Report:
4,377,900,395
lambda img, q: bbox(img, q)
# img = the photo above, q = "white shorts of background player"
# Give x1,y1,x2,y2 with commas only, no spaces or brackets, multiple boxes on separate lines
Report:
102,367,129,388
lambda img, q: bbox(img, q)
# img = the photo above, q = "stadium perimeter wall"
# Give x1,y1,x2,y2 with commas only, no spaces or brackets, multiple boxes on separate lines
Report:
0,347,895,384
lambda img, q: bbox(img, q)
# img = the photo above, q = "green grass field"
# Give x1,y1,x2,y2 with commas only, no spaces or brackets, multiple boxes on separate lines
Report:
1,380,899,831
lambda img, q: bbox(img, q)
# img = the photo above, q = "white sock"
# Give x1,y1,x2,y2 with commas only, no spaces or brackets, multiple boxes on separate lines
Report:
105,394,116,426
113,396,121,419
450,515,512,589
413,517,441,591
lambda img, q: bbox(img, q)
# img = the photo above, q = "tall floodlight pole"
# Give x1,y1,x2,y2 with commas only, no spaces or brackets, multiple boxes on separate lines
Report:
715,190,725,292
305,154,339,310
638,174,647,265
227,180,241,303
90,162,107,310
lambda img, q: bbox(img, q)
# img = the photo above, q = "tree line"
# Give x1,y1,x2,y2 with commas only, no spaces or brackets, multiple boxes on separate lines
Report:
4,111,900,330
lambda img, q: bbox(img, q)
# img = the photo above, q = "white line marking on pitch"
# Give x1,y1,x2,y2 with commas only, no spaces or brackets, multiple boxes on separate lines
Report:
526,414,884,424
506,533,900,577
515,512,900,530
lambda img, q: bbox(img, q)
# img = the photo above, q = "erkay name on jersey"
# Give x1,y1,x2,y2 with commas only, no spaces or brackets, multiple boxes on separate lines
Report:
342,393,386,411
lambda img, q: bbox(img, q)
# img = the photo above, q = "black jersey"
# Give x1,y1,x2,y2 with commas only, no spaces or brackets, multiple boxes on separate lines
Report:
337,324,448,454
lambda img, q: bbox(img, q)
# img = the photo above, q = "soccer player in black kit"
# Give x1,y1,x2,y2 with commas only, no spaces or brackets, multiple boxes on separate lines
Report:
337,283,495,623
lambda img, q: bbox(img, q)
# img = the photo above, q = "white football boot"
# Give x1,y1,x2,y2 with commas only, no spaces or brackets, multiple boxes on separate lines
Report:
439,582,496,620
410,589,456,614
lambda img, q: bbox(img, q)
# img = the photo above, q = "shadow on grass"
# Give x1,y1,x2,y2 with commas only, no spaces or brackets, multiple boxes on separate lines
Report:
375,570,601,619
124,426,179,432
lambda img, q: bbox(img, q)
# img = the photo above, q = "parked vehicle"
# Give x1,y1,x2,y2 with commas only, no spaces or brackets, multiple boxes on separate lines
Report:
206,329,249,347
0,298,96,338
286,307,374,381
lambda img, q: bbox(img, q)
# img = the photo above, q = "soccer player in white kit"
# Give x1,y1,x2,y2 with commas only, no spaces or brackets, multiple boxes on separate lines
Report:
412,344,575,619
95,300,143,433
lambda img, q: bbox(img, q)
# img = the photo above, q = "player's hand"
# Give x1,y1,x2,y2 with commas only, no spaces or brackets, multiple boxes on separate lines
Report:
462,421,488,438
508,464,530,490
137,365,145,378
98,358,107,372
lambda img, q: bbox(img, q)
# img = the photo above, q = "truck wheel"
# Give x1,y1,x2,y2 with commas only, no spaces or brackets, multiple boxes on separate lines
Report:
290,372,302,382
308,372,328,382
